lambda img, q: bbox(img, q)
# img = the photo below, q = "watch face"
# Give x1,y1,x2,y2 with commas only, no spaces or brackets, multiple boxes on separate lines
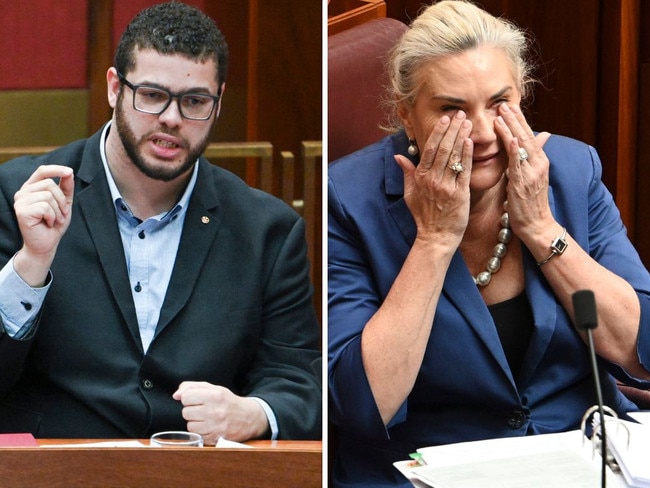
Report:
553,237,568,254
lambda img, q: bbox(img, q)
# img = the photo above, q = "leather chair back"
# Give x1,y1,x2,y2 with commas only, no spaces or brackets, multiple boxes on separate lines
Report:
328,17,408,163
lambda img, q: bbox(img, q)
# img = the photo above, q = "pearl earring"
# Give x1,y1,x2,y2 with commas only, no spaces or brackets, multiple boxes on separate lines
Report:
408,139,418,156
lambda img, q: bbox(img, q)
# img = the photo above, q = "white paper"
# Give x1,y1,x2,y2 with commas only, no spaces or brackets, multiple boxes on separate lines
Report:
215,437,252,448
395,431,628,488
627,411,650,425
605,418,650,487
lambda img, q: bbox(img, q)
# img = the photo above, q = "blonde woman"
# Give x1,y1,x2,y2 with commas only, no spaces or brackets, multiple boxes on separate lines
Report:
328,1,650,486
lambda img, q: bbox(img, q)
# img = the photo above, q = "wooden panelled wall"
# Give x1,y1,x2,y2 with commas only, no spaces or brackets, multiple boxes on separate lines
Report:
386,0,649,266
634,2,650,266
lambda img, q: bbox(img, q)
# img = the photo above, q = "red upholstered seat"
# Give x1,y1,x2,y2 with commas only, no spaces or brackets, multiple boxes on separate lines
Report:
328,17,408,163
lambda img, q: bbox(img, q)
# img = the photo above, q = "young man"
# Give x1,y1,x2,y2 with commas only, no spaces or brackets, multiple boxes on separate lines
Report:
0,2,321,443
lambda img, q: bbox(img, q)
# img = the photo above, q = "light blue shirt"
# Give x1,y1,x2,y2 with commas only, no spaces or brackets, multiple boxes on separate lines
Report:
0,257,47,339
99,122,195,353
0,122,278,438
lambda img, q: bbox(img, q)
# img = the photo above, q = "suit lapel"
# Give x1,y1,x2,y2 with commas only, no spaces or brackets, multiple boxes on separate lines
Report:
517,188,560,384
384,139,511,377
389,198,514,379
154,161,220,338
441,256,511,366
75,135,142,350
73,137,222,350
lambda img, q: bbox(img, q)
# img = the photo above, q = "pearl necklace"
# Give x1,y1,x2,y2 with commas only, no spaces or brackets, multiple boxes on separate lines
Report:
473,211,511,286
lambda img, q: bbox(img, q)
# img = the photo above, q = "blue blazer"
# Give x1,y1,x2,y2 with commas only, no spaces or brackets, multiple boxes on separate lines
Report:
328,131,650,487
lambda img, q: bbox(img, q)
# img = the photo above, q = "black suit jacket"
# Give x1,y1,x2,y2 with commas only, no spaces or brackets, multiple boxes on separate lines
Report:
0,127,321,439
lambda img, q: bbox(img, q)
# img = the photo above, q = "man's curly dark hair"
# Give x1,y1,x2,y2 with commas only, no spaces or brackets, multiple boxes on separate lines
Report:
114,2,229,87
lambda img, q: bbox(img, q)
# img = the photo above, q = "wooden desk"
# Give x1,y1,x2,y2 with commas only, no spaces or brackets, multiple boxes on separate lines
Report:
0,439,322,487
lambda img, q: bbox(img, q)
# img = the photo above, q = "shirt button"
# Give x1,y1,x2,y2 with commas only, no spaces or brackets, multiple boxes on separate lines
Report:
138,230,145,239
507,410,526,429
142,379,154,390
20,301,32,311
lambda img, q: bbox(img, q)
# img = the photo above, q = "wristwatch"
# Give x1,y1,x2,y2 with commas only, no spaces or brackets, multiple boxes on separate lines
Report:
536,228,568,266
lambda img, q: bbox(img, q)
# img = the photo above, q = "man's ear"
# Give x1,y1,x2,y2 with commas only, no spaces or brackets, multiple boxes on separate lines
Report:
106,68,121,109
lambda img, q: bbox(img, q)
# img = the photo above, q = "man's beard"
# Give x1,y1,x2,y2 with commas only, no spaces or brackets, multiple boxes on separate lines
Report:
115,96,213,182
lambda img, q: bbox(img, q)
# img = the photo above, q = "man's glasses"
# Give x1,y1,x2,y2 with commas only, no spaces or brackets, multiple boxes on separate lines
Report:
117,72,221,121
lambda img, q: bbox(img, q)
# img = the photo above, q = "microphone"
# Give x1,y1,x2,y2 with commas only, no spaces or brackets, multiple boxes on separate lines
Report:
573,289,598,331
572,290,607,487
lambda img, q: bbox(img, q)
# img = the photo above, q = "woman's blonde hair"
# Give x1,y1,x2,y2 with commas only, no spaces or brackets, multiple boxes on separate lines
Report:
384,0,536,132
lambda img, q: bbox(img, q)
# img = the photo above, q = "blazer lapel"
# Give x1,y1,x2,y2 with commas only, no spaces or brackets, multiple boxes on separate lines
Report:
73,140,222,350
518,187,561,384
442,255,516,383
154,161,220,338
75,137,142,350
385,133,417,244
384,134,515,380
387,199,515,379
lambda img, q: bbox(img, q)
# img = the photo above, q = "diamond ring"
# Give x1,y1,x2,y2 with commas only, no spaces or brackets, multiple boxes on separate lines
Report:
449,161,464,174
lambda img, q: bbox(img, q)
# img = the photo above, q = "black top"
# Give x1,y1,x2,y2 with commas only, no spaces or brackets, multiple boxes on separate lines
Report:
488,292,534,377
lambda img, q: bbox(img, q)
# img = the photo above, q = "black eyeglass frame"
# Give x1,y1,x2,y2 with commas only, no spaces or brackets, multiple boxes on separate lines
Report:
117,72,221,121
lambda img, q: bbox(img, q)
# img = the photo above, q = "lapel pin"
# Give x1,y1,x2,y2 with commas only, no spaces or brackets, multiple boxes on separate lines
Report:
201,216,210,224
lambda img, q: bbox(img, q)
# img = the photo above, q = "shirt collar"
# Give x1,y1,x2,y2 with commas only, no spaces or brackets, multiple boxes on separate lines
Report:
99,121,199,221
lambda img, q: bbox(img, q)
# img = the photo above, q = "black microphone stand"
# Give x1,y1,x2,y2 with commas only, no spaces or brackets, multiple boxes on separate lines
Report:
573,290,607,488
586,326,607,488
